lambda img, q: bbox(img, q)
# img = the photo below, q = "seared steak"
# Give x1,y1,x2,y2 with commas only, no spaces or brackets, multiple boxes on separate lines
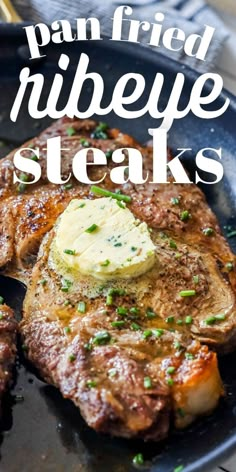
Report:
0,117,235,439
0,303,17,412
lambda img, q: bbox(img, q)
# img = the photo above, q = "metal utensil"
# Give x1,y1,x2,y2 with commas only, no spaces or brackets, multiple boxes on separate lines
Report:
0,0,22,22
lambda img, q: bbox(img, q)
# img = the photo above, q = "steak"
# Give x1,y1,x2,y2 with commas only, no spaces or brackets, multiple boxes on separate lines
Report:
0,117,235,439
0,303,17,413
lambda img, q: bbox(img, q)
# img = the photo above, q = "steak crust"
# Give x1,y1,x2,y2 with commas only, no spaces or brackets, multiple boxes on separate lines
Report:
0,117,235,439
0,304,17,412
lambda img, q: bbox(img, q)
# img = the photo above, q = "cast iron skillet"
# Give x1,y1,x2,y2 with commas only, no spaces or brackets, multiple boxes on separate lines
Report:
0,23,235,472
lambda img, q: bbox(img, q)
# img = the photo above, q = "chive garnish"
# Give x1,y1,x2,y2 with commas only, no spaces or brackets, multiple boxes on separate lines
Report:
64,249,76,255
167,366,175,375
85,224,99,233
116,307,128,316
93,331,111,345
225,262,234,272
153,329,164,338
111,321,125,329
63,183,73,190
78,203,86,208
131,246,137,252
108,288,126,296
64,327,71,334
101,259,110,267
143,329,152,339
116,201,126,209
105,150,113,159
114,242,122,247
131,322,141,331
80,138,89,147
166,316,175,323
39,279,47,286
185,316,193,325
144,376,152,389
227,230,236,238
87,380,97,388
202,227,215,236
106,295,113,306
174,341,182,350
179,290,196,297
146,309,155,319
77,301,86,313
193,275,199,284
0,296,4,304
174,466,184,472
167,378,174,386
61,279,73,292
17,183,27,193
69,354,76,362
169,240,177,249
177,320,183,325
130,307,140,315
185,353,194,360
180,210,190,221
66,127,76,136
133,453,144,466
171,197,179,205
91,185,131,203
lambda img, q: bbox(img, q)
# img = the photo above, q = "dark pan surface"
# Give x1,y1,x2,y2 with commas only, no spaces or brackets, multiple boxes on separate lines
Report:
0,23,236,472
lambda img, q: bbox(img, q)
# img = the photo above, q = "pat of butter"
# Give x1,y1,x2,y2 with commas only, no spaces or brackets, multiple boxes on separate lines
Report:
53,197,156,280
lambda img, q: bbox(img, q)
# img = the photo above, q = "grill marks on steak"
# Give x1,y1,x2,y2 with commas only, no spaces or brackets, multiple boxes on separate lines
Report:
0,117,235,439
0,305,17,412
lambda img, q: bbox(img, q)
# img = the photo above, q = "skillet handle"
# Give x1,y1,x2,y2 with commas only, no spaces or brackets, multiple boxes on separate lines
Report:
0,0,22,22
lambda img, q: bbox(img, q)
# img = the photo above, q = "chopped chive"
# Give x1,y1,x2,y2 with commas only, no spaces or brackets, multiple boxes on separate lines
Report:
111,320,125,329
64,249,76,255
169,240,177,249
227,230,236,238
166,316,175,323
175,252,182,259
64,300,70,306
146,309,156,319
78,203,86,208
180,210,190,221
114,242,122,247
215,313,226,321
77,301,86,313
106,295,113,306
63,183,73,190
174,466,184,472
185,353,194,360
170,197,179,205
177,408,186,418
152,328,164,337
80,138,89,147
66,127,76,136
86,380,97,388
116,201,126,209
177,320,183,325
116,306,128,316
17,183,27,193
174,341,182,351
143,329,152,339
22,344,28,352
106,150,113,159
130,307,140,315
61,279,73,293
64,326,71,334
93,330,111,345
0,296,4,304
131,322,141,331
205,316,216,325
193,275,199,284
144,376,152,389
0,313,3,320
69,354,76,362
133,453,144,466
108,288,126,296
225,262,234,272
85,224,99,233
101,259,110,267
179,290,196,297
91,185,131,203
39,279,47,286
166,366,176,375
202,227,215,236
131,246,137,252
167,378,174,386
185,316,193,325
